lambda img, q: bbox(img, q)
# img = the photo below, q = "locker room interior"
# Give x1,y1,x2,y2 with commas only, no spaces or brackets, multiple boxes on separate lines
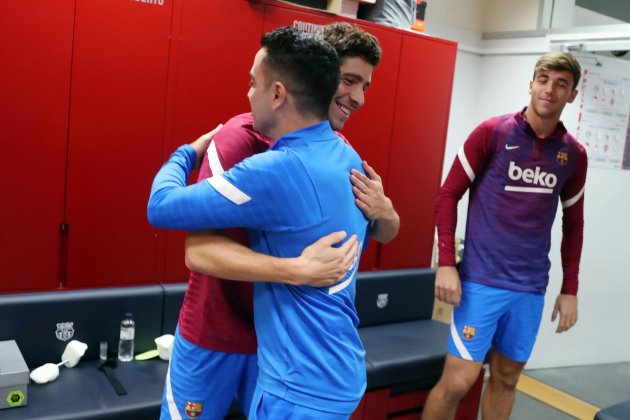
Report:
1,0,629,419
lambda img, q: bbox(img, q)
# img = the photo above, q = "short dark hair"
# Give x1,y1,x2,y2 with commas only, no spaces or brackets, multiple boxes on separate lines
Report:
261,27,340,120
322,22,381,67
534,52,582,90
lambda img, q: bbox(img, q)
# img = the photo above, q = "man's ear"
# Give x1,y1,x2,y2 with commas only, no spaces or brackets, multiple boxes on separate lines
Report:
270,81,287,111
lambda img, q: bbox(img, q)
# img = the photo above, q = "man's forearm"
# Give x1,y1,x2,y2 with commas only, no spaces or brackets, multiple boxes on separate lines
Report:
185,230,356,287
370,208,400,243
185,232,304,284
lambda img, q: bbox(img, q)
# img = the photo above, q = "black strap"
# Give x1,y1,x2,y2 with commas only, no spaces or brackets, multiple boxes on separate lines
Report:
101,365,127,396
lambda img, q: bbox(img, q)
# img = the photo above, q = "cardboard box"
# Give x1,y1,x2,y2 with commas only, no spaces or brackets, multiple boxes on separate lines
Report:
0,340,29,409
432,298,453,325
326,0,359,17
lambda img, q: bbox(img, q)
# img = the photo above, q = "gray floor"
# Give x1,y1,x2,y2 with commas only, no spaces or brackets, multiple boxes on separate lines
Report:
489,362,630,419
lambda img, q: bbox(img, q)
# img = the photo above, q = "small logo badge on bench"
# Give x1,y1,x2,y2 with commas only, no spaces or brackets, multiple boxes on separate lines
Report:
55,322,75,341
376,293,388,309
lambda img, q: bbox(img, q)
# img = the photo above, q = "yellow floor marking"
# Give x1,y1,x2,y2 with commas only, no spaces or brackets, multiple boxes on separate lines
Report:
517,374,600,420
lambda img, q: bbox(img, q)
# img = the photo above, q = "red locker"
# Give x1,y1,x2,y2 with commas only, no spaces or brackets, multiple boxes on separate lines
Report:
378,34,457,268
160,0,266,282
0,1,74,292
64,0,173,287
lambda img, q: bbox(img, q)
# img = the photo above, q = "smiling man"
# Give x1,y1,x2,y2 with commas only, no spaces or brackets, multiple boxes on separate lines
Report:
424,52,588,420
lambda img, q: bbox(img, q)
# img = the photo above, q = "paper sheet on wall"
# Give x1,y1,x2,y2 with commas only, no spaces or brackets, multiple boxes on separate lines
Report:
575,54,630,170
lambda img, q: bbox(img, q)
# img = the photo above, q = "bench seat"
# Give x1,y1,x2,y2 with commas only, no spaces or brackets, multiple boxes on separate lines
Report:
360,319,449,390
0,360,167,420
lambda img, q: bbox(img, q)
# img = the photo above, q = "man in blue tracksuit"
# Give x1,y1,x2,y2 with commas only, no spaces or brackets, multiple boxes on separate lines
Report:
148,27,369,419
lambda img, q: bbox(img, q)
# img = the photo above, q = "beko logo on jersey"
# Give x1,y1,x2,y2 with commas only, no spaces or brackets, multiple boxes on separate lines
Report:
505,161,557,194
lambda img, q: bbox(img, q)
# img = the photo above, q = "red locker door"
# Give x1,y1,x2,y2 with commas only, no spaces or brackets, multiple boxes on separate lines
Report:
0,1,74,292
160,0,265,282
263,4,402,270
378,34,457,269
65,0,173,288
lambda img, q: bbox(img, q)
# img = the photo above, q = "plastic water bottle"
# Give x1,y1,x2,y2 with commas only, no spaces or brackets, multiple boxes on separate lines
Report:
118,312,135,362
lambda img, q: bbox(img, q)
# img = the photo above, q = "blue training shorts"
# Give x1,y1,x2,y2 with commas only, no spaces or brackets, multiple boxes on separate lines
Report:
248,387,351,420
161,326,258,420
448,281,544,363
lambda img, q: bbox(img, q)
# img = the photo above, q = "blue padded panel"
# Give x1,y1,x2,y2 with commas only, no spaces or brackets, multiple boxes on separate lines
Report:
360,319,449,389
355,268,436,327
596,399,630,420
161,282,187,335
0,286,164,368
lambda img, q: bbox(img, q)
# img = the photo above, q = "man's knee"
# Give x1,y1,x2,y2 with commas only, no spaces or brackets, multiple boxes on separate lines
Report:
488,352,525,391
438,359,481,401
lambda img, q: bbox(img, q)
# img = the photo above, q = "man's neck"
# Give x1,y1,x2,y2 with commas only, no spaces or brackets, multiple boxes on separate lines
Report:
523,106,560,139
267,113,324,142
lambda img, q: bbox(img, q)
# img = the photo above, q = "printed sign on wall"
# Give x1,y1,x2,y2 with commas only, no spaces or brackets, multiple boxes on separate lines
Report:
575,54,630,170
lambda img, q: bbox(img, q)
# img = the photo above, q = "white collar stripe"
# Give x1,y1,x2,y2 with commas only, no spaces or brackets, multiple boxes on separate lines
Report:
562,185,585,209
458,146,475,183
206,176,251,205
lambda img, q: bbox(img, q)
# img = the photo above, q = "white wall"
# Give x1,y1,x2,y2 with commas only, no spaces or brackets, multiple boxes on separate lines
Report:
424,23,630,369
481,0,542,32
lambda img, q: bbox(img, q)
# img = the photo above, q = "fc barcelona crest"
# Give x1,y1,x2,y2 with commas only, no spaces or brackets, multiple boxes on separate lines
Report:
462,325,476,340
376,293,388,309
55,322,74,341
184,401,203,418
557,151,569,165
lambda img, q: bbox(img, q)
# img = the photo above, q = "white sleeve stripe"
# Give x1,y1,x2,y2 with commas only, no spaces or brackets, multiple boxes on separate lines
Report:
206,176,251,205
562,185,585,209
450,312,473,361
457,146,475,183
207,140,224,176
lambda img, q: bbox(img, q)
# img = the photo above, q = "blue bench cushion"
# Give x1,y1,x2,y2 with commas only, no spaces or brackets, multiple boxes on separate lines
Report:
355,268,448,390
359,319,449,389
